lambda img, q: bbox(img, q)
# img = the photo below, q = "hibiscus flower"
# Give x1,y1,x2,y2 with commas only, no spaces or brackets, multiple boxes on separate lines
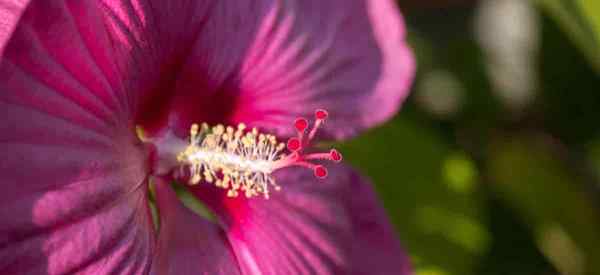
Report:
0,1,415,274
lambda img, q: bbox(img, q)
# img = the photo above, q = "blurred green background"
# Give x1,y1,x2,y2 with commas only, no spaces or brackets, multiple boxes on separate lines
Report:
339,1,600,274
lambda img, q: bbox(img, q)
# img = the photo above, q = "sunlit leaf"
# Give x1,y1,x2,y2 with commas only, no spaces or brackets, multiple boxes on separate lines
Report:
488,135,600,274
535,0,600,73
339,117,488,275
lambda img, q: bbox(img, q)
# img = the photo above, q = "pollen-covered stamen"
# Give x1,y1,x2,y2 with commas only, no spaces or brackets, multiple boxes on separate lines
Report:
176,109,340,199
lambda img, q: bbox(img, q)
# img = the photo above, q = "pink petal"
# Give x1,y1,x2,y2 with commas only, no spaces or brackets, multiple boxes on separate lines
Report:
189,166,412,275
0,0,30,56
0,1,155,273
347,175,413,275
169,0,415,139
98,0,217,134
157,1,277,133
151,179,241,275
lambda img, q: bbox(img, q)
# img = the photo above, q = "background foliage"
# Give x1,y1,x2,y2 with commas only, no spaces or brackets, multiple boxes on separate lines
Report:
339,1,600,274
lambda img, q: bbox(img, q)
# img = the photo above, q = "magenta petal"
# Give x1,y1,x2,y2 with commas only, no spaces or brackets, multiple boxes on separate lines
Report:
151,180,241,275
169,0,415,139
164,1,276,131
0,1,154,274
347,175,413,275
0,0,30,56
98,0,223,134
0,85,154,274
190,166,412,275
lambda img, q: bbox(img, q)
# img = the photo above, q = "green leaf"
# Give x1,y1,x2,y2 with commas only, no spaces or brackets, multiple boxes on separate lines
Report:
338,117,489,275
535,0,600,73
576,0,600,41
487,136,600,274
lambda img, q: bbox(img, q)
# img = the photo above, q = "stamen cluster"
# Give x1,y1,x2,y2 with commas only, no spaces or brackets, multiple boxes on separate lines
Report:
177,109,342,199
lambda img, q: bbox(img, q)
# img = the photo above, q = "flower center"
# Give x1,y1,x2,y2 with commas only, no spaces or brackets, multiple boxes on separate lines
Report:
176,109,342,199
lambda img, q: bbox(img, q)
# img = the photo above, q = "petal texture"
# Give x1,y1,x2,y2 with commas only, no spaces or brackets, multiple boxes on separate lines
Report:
169,0,415,139
0,0,30,56
0,1,154,274
190,166,412,275
98,0,216,133
151,180,241,275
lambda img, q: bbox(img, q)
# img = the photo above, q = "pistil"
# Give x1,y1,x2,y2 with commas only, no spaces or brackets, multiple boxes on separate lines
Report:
176,109,342,199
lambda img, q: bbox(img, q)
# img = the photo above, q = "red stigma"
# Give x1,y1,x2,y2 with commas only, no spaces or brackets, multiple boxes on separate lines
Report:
314,165,328,178
294,118,308,132
330,149,342,162
273,109,340,182
315,109,328,120
287,137,301,151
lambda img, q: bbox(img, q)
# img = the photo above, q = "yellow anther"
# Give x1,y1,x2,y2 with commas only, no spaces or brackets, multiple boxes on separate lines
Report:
276,143,285,151
213,124,225,135
190,123,199,137
177,152,185,162
190,174,201,185
268,135,277,144
208,135,220,146
201,123,209,131
177,122,303,199
203,170,213,183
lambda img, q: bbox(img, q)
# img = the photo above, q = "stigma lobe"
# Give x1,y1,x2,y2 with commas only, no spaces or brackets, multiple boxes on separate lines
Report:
177,109,342,199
